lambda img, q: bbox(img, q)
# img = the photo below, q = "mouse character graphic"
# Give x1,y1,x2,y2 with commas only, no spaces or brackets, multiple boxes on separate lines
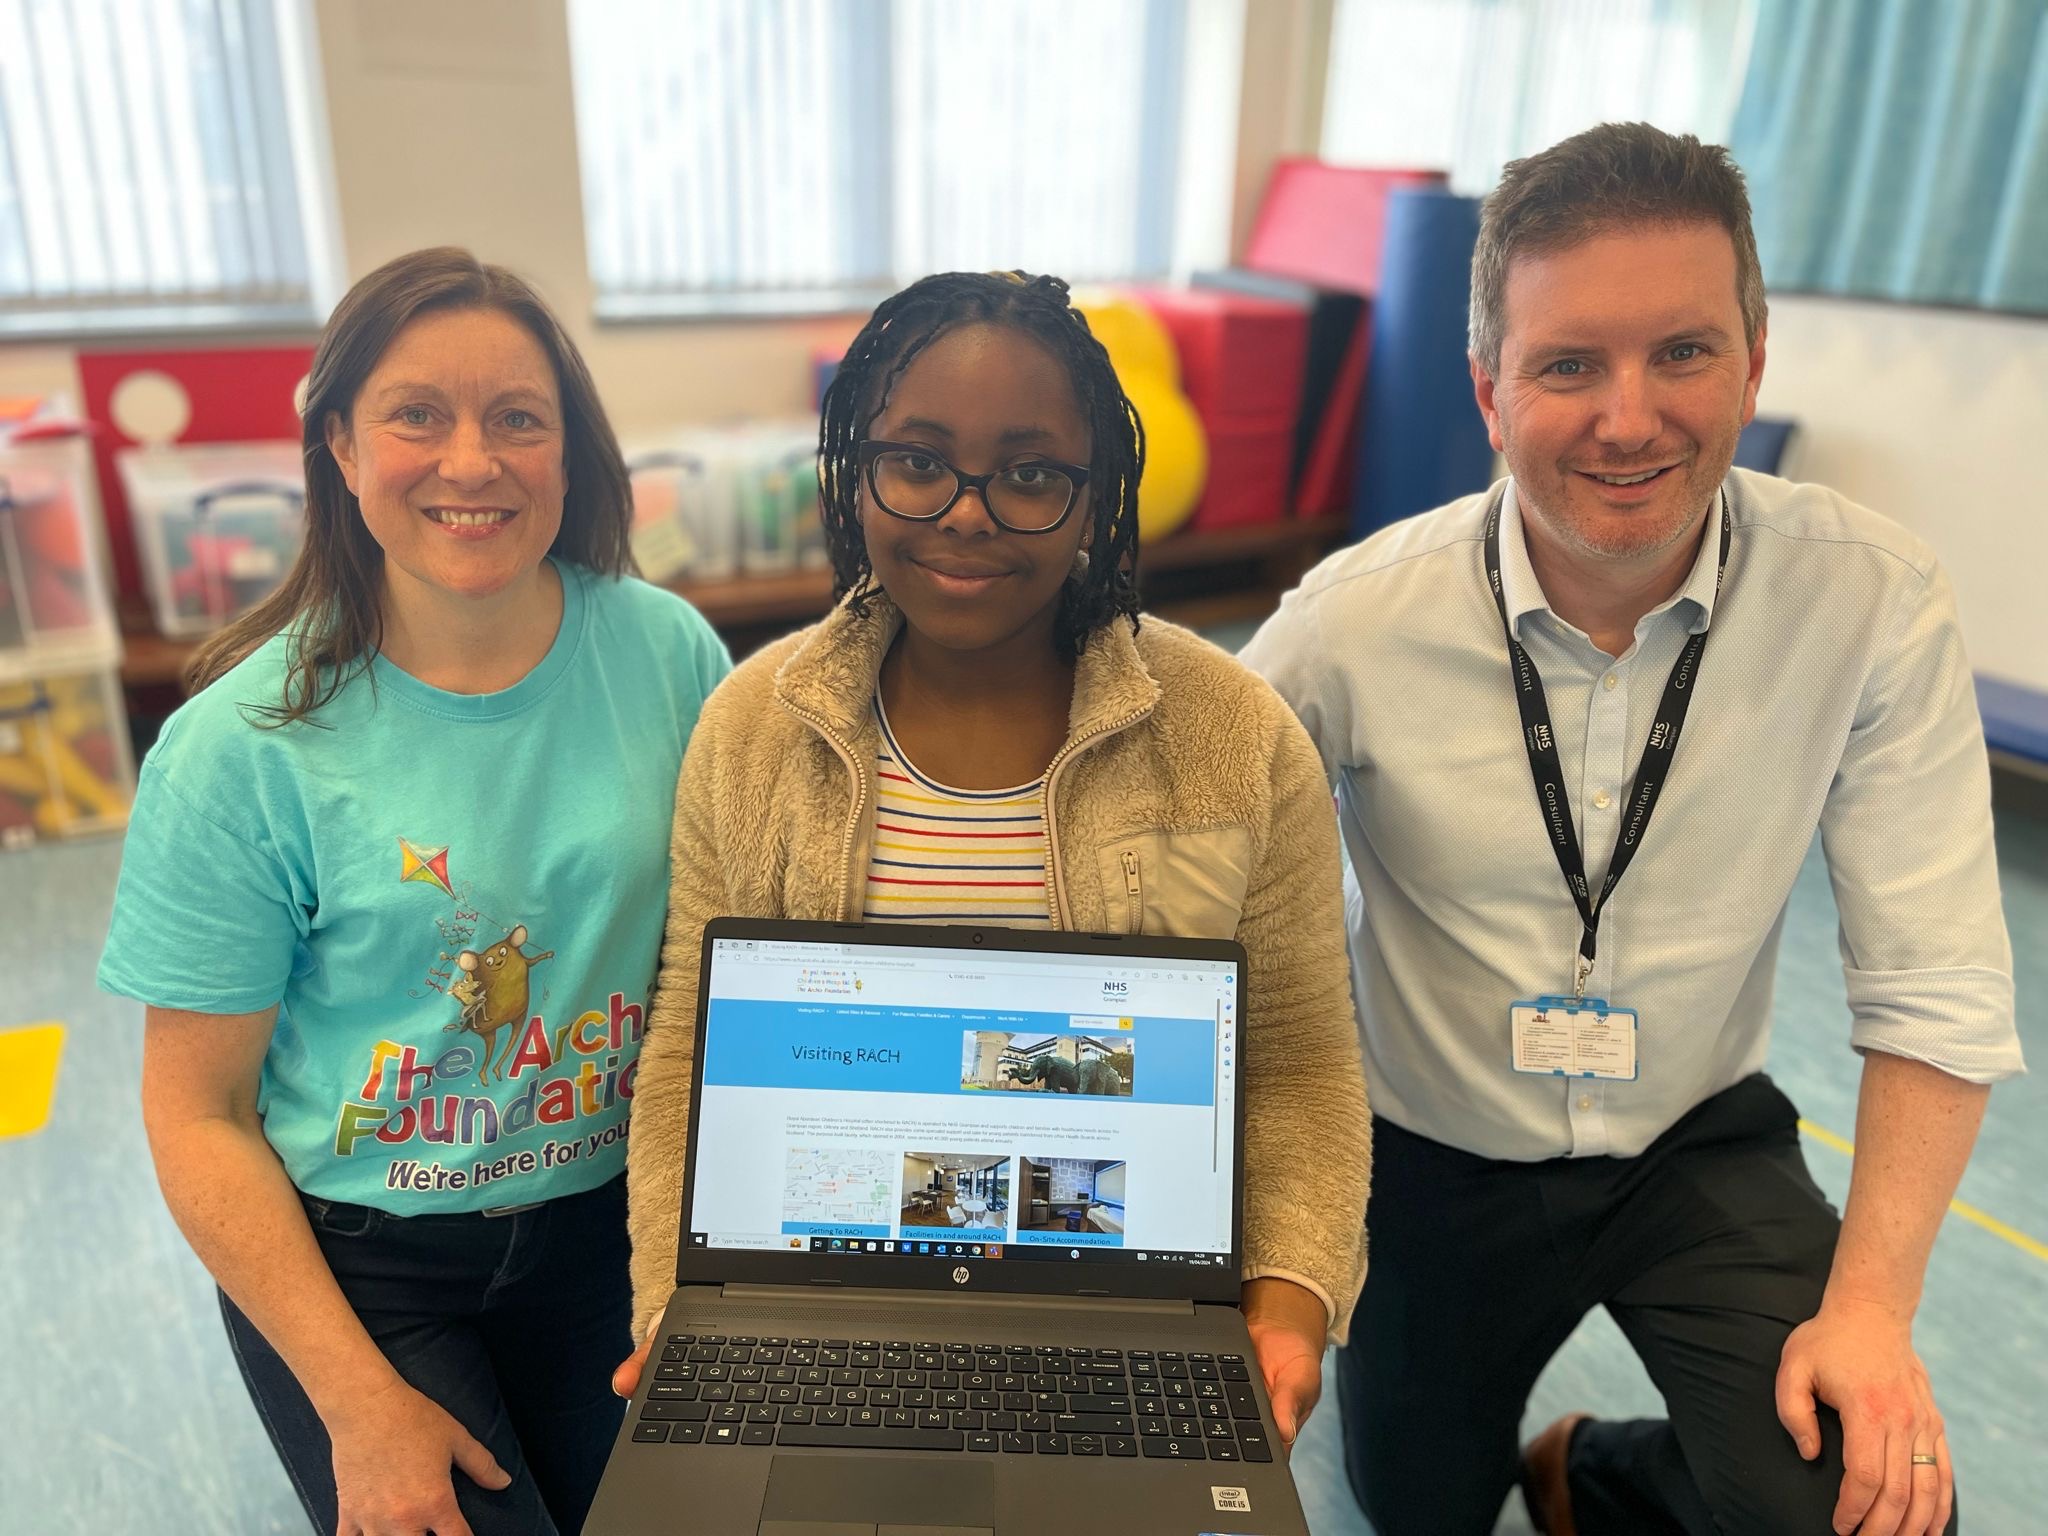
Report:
446,924,556,1084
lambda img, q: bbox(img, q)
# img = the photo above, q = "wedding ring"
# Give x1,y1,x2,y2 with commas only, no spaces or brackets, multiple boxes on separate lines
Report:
1911,1453,1939,1466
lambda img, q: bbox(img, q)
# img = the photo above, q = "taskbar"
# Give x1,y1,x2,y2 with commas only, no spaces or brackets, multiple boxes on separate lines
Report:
687,1231,1226,1267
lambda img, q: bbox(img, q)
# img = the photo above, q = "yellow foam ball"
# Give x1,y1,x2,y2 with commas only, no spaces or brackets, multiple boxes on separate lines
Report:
1121,371,1207,544
1075,293,1181,389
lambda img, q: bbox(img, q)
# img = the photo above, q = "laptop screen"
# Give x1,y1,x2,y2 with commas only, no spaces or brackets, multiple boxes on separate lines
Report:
682,930,1241,1280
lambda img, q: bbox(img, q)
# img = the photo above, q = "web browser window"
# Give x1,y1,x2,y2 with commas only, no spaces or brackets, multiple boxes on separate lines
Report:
686,938,1239,1274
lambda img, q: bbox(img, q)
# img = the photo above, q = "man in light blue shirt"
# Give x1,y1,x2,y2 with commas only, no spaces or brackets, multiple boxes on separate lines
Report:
1243,123,2019,1536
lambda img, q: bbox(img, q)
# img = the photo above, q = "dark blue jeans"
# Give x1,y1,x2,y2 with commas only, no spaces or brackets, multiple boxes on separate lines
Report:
221,1173,632,1536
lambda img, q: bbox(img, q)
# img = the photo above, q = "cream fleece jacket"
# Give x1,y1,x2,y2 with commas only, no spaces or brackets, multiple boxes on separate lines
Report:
625,594,1372,1340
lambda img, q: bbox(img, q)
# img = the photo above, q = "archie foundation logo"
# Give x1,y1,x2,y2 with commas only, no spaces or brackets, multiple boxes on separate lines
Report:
952,1266,971,1285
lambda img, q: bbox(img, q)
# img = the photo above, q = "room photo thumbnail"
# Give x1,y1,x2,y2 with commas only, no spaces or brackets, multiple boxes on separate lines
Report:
1016,1155,1127,1244
901,1151,1010,1238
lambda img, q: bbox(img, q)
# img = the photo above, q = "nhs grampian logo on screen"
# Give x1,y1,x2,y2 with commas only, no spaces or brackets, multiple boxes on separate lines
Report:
1102,980,1130,1001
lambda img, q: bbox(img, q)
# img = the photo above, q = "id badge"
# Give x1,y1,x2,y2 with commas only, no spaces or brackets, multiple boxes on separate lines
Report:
1509,995,1639,1081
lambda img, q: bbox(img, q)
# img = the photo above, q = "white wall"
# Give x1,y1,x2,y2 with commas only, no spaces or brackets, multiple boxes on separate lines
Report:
312,0,858,437
1759,296,2048,692
1,0,1295,439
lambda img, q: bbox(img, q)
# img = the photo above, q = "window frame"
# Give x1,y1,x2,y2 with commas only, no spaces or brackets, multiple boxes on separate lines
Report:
571,0,1206,325
0,0,340,341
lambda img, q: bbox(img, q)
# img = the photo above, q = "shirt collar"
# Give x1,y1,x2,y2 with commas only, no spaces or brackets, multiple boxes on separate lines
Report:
1499,479,1727,640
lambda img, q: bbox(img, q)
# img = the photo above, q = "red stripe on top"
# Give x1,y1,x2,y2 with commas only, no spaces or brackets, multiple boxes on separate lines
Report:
869,876,1044,888
874,821,1039,839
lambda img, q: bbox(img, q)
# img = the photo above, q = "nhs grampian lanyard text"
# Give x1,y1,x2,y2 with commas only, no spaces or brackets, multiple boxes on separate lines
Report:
1483,491,1731,999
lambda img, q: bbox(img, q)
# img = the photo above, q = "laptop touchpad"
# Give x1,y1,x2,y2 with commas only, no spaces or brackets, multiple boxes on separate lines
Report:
758,1455,995,1535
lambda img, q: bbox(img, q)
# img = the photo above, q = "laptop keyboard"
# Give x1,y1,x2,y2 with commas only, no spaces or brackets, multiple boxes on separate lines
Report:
630,1334,1273,1463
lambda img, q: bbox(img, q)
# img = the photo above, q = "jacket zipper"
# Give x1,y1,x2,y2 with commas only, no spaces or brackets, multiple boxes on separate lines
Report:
781,701,871,921
1121,849,1143,934
1040,705,1152,930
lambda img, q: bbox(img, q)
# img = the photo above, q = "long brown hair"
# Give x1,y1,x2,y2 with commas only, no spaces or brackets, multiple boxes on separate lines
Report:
185,246,634,723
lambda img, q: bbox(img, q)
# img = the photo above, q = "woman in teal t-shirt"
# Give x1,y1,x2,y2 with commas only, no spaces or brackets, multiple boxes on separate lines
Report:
98,248,729,1536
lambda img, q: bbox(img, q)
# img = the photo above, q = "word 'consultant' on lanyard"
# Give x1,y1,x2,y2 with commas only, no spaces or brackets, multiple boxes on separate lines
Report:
1483,489,1732,1000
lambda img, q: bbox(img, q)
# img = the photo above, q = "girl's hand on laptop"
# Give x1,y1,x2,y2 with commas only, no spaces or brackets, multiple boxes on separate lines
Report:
611,1313,663,1398
1242,1277,1328,1444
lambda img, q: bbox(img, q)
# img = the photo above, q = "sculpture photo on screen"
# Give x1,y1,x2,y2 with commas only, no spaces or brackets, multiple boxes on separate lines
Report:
959,1029,1135,1096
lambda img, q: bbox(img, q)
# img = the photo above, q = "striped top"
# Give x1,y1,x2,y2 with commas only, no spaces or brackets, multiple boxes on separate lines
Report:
861,698,1053,926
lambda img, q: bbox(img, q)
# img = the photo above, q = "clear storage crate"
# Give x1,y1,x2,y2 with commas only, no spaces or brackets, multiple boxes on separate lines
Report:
0,433,120,673
118,442,305,639
735,427,824,574
627,447,738,583
627,424,825,582
0,665,136,848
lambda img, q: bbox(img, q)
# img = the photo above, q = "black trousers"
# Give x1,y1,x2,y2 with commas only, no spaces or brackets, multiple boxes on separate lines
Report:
221,1173,632,1536
1337,1074,1959,1535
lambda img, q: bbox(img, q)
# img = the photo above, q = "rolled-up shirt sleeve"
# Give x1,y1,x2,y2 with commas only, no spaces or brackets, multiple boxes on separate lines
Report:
1820,560,2022,1082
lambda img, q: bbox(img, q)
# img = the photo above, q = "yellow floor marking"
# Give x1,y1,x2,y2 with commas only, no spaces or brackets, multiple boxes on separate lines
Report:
1798,1117,2048,1266
0,1022,65,1139
1797,1118,1857,1157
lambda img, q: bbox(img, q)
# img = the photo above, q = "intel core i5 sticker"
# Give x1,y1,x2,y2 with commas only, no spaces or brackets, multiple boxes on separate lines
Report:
1211,1485,1251,1513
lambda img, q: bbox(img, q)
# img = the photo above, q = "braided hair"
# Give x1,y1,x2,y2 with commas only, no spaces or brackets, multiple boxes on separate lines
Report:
818,271,1144,660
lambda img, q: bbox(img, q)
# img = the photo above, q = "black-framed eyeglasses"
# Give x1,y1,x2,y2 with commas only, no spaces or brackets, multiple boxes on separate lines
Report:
857,440,1089,534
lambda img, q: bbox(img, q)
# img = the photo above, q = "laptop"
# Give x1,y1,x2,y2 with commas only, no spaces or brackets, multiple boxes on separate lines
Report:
586,916,1312,1536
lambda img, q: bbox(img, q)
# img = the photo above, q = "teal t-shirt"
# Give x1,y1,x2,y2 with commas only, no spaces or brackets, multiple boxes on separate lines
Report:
98,562,730,1212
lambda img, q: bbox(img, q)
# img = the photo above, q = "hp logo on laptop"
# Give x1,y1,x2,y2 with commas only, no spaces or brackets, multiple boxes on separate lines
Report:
952,1266,971,1285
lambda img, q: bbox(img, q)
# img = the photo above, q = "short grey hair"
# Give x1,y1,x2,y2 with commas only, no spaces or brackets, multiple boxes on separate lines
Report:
1469,122,1768,374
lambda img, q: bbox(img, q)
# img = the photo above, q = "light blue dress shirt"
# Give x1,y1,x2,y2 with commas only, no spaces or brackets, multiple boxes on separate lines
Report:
1243,469,2022,1161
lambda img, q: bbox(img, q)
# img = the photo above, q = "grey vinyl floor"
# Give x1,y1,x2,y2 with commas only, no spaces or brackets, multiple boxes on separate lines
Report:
2,772,2042,1534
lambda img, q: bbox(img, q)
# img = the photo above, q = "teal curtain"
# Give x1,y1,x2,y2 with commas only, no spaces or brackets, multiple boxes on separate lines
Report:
1729,0,2048,313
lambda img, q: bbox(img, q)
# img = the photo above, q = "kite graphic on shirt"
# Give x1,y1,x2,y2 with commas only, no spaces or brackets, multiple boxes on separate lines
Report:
398,837,454,898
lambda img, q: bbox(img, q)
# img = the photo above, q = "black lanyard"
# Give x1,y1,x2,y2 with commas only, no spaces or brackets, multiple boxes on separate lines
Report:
1483,489,1731,997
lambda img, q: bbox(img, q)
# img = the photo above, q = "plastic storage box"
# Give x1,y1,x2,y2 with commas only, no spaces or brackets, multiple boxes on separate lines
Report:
117,442,305,638
0,666,136,848
0,431,121,671
627,424,825,584
627,447,737,583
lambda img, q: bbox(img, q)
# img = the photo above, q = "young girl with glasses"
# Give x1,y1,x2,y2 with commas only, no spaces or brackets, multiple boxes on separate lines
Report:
614,270,1371,1442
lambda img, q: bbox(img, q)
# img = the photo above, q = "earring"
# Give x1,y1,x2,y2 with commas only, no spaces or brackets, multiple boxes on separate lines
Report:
1073,547,1091,574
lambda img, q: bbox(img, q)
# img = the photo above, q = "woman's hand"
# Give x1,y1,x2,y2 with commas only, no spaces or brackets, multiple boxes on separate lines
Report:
1241,1276,1329,1444
327,1376,509,1536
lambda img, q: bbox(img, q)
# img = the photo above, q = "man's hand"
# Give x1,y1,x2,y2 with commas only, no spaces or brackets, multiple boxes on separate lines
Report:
1776,1297,1951,1536
328,1375,509,1536
1241,1277,1328,1444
